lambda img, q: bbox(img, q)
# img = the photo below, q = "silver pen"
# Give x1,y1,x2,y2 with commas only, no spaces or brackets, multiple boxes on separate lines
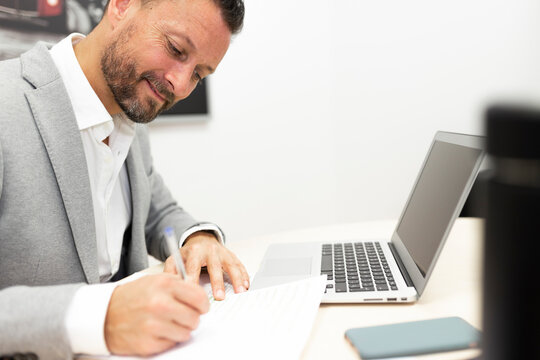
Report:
164,226,187,279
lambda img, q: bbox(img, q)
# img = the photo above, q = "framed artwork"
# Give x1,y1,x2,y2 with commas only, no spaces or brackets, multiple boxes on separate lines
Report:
0,0,209,118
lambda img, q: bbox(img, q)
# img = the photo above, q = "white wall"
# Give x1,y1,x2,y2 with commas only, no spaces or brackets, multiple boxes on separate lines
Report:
148,0,540,242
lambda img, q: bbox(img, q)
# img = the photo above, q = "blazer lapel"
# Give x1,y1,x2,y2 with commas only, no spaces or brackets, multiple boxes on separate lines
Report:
124,135,151,273
21,43,99,284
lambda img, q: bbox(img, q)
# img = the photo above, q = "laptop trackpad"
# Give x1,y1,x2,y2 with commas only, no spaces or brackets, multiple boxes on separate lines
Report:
261,257,312,277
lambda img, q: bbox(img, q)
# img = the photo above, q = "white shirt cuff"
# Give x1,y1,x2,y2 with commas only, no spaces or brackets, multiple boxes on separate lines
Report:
64,283,118,355
180,222,226,246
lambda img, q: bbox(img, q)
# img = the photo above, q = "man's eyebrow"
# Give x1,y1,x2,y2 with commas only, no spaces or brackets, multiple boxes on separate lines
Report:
173,32,197,51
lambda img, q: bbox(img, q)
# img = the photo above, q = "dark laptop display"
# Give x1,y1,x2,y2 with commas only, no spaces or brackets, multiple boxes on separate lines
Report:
396,141,483,276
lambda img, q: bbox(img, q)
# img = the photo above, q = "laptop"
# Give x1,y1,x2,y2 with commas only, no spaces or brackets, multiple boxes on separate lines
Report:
251,131,485,303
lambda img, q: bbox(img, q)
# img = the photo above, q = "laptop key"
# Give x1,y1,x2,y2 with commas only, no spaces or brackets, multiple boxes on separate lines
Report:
321,255,333,272
335,282,348,292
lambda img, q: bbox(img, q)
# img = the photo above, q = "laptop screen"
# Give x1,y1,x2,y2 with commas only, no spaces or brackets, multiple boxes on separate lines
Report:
396,140,483,277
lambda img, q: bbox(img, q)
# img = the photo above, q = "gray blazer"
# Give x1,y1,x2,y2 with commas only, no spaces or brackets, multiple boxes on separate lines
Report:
0,43,199,359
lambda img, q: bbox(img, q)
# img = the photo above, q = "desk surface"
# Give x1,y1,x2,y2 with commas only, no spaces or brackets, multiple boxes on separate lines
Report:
146,218,484,359
230,218,483,360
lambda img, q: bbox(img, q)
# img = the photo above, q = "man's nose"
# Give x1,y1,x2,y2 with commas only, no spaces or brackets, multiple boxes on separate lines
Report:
164,63,196,101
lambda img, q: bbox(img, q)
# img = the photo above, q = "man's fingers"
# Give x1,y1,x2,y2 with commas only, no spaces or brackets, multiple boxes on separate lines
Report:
162,300,203,331
206,258,225,300
151,317,194,343
169,280,210,314
185,261,202,285
241,266,250,290
223,260,248,293
236,257,250,290
163,256,178,274
179,233,251,301
182,248,202,285
220,250,250,292
134,336,177,357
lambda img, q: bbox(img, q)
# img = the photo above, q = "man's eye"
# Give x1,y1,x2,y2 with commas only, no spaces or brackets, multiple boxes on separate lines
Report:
172,46,182,57
167,40,183,57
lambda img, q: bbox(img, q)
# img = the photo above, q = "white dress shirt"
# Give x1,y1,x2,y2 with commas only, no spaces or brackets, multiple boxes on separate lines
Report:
51,34,135,283
49,34,225,355
50,33,134,355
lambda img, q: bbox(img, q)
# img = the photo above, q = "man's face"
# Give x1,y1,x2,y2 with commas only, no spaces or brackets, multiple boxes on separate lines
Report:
101,0,231,123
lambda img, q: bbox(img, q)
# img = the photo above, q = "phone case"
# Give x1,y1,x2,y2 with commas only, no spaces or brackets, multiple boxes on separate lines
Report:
344,316,481,359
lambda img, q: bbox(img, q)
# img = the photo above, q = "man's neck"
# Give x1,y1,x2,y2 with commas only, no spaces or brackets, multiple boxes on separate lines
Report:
73,26,122,116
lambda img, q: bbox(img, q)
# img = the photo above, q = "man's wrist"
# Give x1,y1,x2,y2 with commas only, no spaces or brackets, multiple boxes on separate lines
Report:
180,222,225,247
64,283,119,355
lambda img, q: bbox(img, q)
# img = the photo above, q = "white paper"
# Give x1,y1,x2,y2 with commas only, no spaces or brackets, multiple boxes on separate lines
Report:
79,275,326,360
153,275,327,360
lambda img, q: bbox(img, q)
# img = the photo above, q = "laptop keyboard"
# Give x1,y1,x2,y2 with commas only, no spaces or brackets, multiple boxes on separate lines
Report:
321,242,398,293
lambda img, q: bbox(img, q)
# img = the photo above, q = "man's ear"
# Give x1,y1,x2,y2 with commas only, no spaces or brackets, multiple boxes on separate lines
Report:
106,0,138,28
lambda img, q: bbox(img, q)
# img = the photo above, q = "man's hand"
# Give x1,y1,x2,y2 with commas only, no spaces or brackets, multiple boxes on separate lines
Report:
104,274,209,356
163,232,250,301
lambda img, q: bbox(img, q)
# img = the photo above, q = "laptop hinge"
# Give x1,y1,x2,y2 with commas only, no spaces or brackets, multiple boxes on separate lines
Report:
389,243,414,288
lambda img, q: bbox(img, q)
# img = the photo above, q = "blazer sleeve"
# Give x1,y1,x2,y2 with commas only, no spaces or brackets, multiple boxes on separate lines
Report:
134,126,200,261
0,136,3,199
0,283,84,360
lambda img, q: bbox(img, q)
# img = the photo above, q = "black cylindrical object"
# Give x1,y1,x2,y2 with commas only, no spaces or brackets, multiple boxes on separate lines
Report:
483,105,540,359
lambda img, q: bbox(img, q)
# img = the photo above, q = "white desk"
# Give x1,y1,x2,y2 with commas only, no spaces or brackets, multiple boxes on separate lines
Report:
145,218,484,359
232,218,483,359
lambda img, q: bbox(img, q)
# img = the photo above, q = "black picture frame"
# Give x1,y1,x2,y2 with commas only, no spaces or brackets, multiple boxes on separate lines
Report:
0,0,209,117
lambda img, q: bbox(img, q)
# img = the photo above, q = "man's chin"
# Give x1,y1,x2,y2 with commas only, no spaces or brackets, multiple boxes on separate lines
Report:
125,112,158,124
121,99,162,124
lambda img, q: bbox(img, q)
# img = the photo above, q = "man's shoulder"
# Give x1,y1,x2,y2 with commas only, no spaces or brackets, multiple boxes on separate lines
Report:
2,54,34,93
0,42,59,93
0,56,27,91
0,43,64,123
0,56,34,124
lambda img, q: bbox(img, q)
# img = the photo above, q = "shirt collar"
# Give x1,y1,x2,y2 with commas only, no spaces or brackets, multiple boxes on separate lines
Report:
49,33,114,131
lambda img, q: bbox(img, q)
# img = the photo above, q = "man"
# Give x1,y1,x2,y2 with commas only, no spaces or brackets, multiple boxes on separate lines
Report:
0,0,247,358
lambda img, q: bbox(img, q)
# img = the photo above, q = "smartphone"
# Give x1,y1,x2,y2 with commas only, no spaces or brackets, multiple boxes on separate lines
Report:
345,317,481,359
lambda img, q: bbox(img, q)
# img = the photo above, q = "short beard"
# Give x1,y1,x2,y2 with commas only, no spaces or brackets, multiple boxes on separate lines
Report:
100,24,174,124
